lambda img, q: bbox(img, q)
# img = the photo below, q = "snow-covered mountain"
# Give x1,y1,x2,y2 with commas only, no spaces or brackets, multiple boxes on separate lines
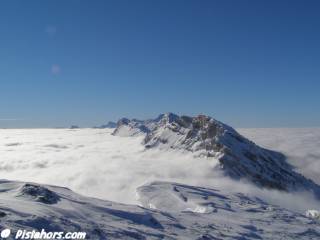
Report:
113,113,320,197
93,121,117,129
0,179,318,240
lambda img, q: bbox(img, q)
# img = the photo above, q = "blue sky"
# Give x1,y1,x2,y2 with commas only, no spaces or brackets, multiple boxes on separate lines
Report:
0,0,319,128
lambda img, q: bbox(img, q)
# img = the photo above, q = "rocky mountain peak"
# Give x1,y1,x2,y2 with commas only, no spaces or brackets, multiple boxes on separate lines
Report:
154,112,180,124
113,113,320,197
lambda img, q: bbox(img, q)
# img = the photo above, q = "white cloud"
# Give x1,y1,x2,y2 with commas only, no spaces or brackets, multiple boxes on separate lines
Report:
0,129,218,204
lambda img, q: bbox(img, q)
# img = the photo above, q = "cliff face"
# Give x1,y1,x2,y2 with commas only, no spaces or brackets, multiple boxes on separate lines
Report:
113,113,320,196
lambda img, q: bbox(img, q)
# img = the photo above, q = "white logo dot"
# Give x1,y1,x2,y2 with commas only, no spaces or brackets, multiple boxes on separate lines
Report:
1,229,11,238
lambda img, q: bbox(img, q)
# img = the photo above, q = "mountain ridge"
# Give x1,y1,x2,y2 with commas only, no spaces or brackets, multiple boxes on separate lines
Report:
113,113,320,197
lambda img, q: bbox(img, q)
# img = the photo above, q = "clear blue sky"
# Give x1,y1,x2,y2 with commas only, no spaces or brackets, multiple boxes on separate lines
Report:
0,0,319,128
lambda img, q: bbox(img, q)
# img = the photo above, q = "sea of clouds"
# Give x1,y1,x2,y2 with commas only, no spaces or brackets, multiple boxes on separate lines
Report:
0,128,319,212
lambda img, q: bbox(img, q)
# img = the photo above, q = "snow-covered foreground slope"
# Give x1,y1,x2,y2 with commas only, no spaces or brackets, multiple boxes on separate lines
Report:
0,180,319,240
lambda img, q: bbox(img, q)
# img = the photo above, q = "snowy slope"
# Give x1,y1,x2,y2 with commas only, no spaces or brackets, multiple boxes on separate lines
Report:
113,113,320,197
0,180,319,240
0,180,174,239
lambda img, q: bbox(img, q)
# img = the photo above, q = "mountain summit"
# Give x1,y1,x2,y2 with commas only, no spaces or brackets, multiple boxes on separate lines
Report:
113,113,320,196
94,121,117,129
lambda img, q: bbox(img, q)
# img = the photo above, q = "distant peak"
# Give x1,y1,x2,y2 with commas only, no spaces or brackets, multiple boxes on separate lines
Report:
155,112,179,123
93,121,117,129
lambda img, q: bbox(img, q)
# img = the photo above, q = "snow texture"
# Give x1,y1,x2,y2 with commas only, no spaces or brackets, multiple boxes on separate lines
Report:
0,180,319,240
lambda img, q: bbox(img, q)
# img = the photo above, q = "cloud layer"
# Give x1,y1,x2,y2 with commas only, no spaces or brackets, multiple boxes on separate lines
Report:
0,128,319,213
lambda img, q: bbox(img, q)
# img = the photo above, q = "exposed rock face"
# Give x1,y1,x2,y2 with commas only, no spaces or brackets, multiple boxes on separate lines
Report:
112,118,151,137
18,183,60,204
113,113,320,196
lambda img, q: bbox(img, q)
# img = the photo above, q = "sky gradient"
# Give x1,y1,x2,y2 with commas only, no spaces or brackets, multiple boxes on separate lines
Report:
0,0,320,128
